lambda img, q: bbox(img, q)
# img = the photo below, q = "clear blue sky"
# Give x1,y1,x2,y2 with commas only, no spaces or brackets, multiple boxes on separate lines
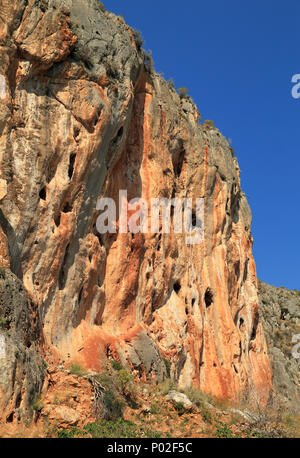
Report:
103,0,300,290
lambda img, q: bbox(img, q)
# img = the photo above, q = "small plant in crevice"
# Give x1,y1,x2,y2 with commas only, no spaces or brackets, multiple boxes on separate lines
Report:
144,50,154,73
132,29,144,50
32,396,44,413
162,358,171,378
0,267,6,279
203,119,215,129
118,369,133,389
167,78,176,90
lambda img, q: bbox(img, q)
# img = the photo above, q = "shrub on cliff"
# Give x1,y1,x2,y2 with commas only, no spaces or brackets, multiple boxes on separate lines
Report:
132,29,144,50
99,2,105,12
144,51,154,73
178,86,190,99
203,119,215,128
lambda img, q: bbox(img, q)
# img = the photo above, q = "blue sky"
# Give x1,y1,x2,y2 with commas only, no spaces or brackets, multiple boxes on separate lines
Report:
103,0,300,290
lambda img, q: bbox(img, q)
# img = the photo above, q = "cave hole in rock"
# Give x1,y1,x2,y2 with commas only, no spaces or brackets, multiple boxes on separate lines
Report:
39,187,46,201
280,309,288,321
97,233,103,246
250,312,259,341
172,146,185,178
192,210,197,227
239,317,244,329
58,243,70,290
191,298,196,307
93,223,103,246
117,126,123,138
173,281,181,294
62,202,73,213
54,212,61,227
78,286,83,305
68,153,76,179
15,392,22,409
73,126,80,139
6,412,14,423
204,288,213,307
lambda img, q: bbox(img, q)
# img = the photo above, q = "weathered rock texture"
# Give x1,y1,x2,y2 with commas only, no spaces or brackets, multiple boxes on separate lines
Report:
259,281,300,413
0,0,271,413
0,269,44,422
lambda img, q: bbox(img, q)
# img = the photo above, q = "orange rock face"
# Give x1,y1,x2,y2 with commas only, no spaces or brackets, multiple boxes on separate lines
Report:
0,0,271,406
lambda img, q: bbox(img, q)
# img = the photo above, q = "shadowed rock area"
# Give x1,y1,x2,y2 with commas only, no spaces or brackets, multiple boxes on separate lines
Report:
0,268,45,422
259,281,300,413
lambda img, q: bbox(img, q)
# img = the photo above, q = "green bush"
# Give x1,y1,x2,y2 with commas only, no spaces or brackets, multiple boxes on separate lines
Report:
32,396,43,412
177,86,190,99
111,359,123,371
215,420,240,438
144,51,154,73
102,390,124,420
58,419,162,439
69,363,87,377
162,358,171,378
99,2,105,12
132,30,143,50
200,409,213,424
174,402,185,416
0,317,8,330
0,267,6,279
181,387,211,408
118,369,133,389
203,120,215,128
150,402,163,415
156,378,177,395
167,79,176,90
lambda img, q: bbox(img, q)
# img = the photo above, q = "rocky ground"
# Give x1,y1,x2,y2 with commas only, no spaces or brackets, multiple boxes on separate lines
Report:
0,356,299,439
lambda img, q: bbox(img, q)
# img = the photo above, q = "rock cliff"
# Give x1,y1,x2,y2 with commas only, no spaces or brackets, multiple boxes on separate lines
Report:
0,0,272,421
259,281,300,413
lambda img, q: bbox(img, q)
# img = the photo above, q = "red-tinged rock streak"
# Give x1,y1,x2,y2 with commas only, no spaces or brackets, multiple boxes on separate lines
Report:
0,0,271,418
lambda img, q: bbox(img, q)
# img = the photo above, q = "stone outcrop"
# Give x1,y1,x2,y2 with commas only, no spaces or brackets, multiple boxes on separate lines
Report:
259,281,300,413
0,0,272,416
0,269,45,422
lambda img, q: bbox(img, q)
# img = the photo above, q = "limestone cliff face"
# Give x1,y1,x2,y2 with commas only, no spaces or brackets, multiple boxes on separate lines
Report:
0,0,271,410
259,282,300,413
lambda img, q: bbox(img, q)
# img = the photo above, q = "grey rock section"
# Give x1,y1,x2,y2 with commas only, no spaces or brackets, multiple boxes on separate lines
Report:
0,269,45,422
166,391,193,410
118,330,167,383
258,281,300,413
